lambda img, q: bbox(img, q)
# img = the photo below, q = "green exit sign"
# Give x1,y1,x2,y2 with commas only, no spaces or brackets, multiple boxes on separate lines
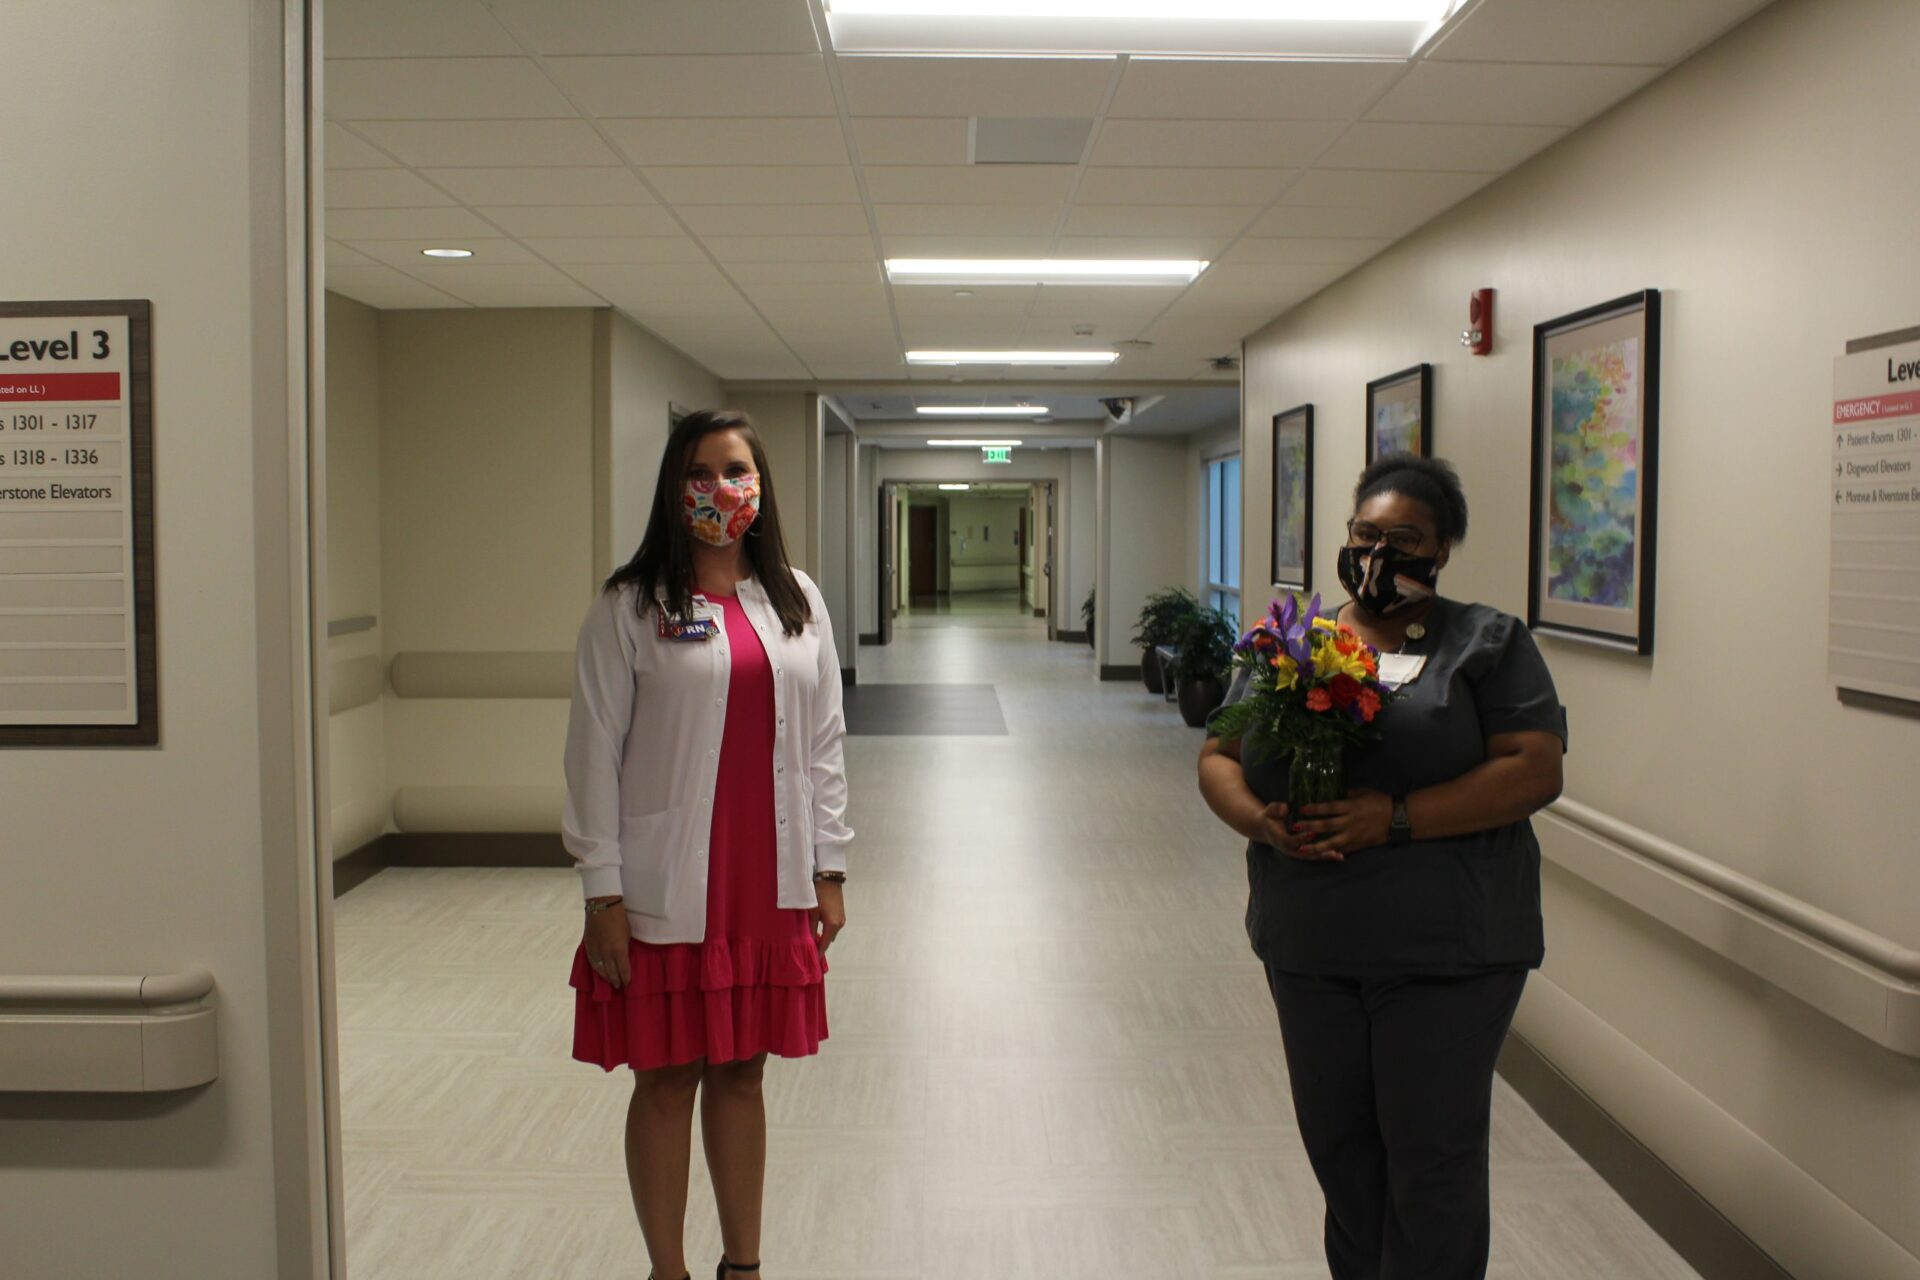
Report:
982,446,1012,464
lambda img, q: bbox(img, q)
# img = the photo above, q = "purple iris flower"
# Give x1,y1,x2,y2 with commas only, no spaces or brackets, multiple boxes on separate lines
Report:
1272,592,1318,669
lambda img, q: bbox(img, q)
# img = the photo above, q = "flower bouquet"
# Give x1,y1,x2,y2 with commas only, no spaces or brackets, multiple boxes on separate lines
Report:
1208,593,1393,809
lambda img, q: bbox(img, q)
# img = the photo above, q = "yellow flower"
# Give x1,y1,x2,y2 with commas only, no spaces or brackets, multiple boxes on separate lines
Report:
1311,616,1339,633
1271,654,1299,689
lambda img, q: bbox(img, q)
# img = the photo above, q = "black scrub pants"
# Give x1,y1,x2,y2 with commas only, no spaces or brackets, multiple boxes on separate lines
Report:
1264,967,1528,1280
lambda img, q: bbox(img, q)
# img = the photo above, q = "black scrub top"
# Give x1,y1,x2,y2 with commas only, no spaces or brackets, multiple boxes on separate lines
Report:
1211,598,1567,976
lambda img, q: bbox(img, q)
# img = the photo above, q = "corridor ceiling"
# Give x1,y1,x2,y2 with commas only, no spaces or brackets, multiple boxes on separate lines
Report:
321,0,1773,385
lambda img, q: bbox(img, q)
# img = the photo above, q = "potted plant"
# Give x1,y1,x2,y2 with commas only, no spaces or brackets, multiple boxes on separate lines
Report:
1168,605,1238,727
1132,587,1199,695
1081,588,1096,650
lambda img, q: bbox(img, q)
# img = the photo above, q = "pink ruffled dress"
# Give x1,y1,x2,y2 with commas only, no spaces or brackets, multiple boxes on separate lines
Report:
570,591,828,1071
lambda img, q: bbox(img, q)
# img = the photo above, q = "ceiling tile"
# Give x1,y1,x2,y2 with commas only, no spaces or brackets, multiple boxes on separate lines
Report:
1221,238,1394,266
421,167,655,206
703,236,880,263
324,122,400,169
603,118,849,167
547,55,835,118
353,120,621,167
400,261,579,288
1366,61,1663,127
324,169,457,210
880,235,1057,258
874,205,1063,236
725,261,885,286
1248,204,1439,239
573,263,737,294
894,287,1037,316
850,118,971,166
1061,205,1257,238
616,296,766,321
1317,122,1565,173
1073,166,1293,206
438,281,609,307
1429,0,1773,65
676,205,872,237
646,166,860,206
1053,234,1234,258
864,166,1078,205
522,237,711,265
325,57,576,120
838,56,1115,118
1206,261,1349,292
1280,168,1493,211
1108,58,1401,121
489,0,821,55
738,282,890,308
344,238,539,268
324,241,377,268
1028,285,1184,316
325,206,498,239
324,264,469,309
481,205,684,237
1092,120,1344,168
325,0,518,58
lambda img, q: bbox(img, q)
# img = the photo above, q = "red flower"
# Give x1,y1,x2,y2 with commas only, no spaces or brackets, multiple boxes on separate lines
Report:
1305,687,1333,713
1329,674,1361,708
1357,688,1382,722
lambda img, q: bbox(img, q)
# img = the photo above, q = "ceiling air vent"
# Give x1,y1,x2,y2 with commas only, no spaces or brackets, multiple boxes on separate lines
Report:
1210,355,1241,372
970,117,1095,165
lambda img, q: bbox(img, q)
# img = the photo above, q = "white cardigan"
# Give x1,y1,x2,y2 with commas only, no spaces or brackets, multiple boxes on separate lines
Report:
561,570,852,944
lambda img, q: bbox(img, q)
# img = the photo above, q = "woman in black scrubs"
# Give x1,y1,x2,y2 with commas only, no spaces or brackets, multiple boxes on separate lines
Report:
1198,456,1567,1280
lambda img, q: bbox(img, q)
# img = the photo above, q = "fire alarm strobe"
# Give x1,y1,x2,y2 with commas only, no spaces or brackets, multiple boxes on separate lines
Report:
1461,288,1493,355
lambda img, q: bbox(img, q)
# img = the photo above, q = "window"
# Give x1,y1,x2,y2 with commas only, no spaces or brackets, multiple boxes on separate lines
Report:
1206,453,1241,617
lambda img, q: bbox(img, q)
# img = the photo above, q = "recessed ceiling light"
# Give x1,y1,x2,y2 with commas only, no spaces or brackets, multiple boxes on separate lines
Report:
421,247,474,259
908,350,1119,366
927,438,1024,447
916,405,1050,416
938,483,972,491
889,258,1206,286
830,1,1451,15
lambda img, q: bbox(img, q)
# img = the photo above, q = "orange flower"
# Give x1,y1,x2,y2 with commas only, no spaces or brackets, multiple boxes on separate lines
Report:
1306,687,1333,713
1357,688,1382,721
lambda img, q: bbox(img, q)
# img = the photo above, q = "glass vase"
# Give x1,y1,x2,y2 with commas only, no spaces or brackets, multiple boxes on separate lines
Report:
1288,740,1347,810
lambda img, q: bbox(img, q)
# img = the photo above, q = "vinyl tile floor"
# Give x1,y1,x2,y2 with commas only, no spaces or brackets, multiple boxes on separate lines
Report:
336,611,1701,1280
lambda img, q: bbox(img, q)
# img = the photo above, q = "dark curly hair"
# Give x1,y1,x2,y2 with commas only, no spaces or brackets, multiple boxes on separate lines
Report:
1353,455,1469,544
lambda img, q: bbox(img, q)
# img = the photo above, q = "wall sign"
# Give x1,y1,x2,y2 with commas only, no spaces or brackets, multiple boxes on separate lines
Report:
1831,326,1920,710
0,301,155,745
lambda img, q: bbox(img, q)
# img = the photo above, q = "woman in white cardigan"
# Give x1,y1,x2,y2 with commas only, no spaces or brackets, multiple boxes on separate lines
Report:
563,408,852,1280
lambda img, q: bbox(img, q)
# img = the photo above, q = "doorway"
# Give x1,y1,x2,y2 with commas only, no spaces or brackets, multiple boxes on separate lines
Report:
908,505,938,602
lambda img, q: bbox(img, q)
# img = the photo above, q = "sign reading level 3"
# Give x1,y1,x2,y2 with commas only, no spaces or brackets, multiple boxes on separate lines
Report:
1830,334,1920,704
0,301,153,741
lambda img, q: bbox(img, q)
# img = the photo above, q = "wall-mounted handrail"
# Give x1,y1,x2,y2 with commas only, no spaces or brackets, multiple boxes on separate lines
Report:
0,967,215,1010
1547,799,1920,983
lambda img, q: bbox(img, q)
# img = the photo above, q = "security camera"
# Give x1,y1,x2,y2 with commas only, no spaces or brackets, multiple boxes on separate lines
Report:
1100,397,1134,423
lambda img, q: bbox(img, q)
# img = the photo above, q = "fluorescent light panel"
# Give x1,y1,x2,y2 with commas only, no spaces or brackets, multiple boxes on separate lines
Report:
830,2,1450,18
927,439,1023,447
888,258,1206,286
916,405,1049,416
907,350,1118,365
938,483,972,490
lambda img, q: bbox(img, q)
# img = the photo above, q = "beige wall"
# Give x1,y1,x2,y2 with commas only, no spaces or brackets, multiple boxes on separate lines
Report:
1098,436,1194,663
0,2,321,1276
1240,0,1920,1272
598,310,721,581
324,293,389,859
1067,449,1098,632
947,494,1027,592
727,390,815,577
378,310,598,829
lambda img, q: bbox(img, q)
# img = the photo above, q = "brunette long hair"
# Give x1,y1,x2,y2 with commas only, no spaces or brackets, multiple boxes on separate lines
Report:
605,409,812,636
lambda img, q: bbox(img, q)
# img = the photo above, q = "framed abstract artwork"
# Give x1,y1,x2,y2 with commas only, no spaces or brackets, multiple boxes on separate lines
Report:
1528,289,1662,654
1270,404,1314,591
1366,363,1432,463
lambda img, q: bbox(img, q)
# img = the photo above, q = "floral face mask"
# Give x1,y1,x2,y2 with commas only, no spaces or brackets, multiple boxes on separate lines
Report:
682,474,761,546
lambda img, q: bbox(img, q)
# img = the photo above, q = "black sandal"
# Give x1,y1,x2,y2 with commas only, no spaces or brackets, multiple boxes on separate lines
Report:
717,1261,761,1278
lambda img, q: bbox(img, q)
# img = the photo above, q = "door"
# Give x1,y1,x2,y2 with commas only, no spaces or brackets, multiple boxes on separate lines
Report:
877,482,896,645
1042,482,1057,633
908,505,938,599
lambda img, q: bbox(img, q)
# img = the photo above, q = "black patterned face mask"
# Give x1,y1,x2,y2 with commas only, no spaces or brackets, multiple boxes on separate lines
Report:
1337,544,1441,616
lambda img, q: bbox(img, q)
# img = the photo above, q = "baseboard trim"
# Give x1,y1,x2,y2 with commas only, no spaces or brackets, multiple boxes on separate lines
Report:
1055,629,1089,644
841,667,857,687
857,631,881,646
1497,1030,1790,1280
1099,664,1143,682
331,832,572,896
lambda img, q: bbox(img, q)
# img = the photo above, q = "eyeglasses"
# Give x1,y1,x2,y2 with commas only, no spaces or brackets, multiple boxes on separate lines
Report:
1345,520,1434,555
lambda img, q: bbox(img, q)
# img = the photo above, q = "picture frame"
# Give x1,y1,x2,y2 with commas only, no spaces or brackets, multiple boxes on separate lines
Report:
1365,363,1432,464
1527,289,1661,655
1270,404,1314,592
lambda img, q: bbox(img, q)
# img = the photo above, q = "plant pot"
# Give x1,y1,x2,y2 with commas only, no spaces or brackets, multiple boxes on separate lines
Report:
1141,647,1165,694
1288,740,1347,810
1177,677,1224,728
